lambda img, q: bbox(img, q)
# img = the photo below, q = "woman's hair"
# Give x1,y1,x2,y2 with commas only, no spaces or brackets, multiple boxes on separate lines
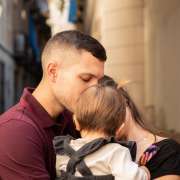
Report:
98,75,154,134
75,85,126,136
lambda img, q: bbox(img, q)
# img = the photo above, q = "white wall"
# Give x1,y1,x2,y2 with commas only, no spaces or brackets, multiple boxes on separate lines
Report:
86,0,145,110
145,0,180,132
84,0,180,133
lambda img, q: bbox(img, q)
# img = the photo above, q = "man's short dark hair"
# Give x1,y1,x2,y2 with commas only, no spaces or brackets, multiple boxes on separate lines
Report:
44,30,107,61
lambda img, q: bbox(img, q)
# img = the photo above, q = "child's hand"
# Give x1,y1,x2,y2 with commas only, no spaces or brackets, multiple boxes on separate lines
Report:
139,145,159,166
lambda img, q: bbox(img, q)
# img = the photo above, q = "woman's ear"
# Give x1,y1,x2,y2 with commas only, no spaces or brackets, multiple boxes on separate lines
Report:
73,114,81,131
115,123,125,139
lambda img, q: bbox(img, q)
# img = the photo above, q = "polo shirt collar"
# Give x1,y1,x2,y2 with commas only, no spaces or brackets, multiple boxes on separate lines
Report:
20,87,58,129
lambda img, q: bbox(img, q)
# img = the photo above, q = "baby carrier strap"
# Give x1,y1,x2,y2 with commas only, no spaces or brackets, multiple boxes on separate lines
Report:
108,138,137,161
54,136,136,180
54,136,136,161
59,170,114,180
54,136,114,179
64,137,111,175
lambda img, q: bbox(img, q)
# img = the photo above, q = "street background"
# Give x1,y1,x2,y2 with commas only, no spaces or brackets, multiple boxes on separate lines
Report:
0,0,180,141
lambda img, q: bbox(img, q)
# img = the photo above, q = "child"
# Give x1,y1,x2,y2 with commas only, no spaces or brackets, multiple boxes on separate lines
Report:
54,85,150,180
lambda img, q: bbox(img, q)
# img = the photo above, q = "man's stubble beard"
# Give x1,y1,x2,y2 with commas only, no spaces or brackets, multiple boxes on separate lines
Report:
58,95,75,113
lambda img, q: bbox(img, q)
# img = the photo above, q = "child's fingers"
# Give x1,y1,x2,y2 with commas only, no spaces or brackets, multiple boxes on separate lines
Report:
147,153,153,161
139,156,143,165
144,152,149,164
140,152,152,165
139,145,159,166
140,154,146,165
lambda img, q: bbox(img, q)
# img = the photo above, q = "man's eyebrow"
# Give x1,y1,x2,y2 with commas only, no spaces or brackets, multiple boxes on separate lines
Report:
80,73,103,79
79,73,96,77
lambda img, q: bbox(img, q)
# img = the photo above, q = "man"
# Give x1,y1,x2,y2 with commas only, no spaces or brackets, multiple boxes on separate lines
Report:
0,30,106,179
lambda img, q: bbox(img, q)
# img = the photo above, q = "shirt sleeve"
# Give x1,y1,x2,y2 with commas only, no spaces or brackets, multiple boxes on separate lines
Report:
0,119,50,180
146,139,180,179
108,145,149,180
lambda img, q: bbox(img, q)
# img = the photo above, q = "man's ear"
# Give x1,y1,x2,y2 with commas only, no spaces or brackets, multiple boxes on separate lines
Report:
115,123,125,139
73,114,81,131
47,62,58,82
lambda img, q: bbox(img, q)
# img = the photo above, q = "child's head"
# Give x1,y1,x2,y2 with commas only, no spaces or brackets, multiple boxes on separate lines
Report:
74,85,126,137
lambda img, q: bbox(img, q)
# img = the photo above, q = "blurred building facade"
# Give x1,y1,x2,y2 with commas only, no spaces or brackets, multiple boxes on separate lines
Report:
0,0,85,113
47,0,85,35
0,0,180,135
84,0,180,134
0,0,51,113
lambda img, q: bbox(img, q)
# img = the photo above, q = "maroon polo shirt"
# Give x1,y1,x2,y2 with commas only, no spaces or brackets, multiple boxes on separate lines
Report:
0,88,80,180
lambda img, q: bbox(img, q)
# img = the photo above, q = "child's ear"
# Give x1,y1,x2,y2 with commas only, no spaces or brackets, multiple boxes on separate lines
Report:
115,123,125,139
73,115,81,131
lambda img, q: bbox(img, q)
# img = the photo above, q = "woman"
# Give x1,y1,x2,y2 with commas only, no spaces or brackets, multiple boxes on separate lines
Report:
99,75,180,180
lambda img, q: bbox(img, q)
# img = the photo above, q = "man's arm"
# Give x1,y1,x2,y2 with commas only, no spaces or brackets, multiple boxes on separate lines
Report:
0,119,50,180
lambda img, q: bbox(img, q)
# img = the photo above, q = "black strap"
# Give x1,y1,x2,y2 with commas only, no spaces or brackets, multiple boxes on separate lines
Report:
59,170,114,180
76,160,93,176
63,140,94,176
61,137,109,175
54,136,136,161
54,135,73,154
54,136,137,178
64,138,81,174
115,140,137,161
75,138,110,158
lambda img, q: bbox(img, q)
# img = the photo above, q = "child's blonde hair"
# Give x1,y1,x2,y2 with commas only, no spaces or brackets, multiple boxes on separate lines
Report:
75,85,126,136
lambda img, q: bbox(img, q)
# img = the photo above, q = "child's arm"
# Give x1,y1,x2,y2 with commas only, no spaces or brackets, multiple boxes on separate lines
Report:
140,166,151,180
108,145,150,180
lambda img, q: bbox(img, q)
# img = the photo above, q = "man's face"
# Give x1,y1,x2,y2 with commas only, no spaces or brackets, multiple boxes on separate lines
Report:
52,50,105,112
